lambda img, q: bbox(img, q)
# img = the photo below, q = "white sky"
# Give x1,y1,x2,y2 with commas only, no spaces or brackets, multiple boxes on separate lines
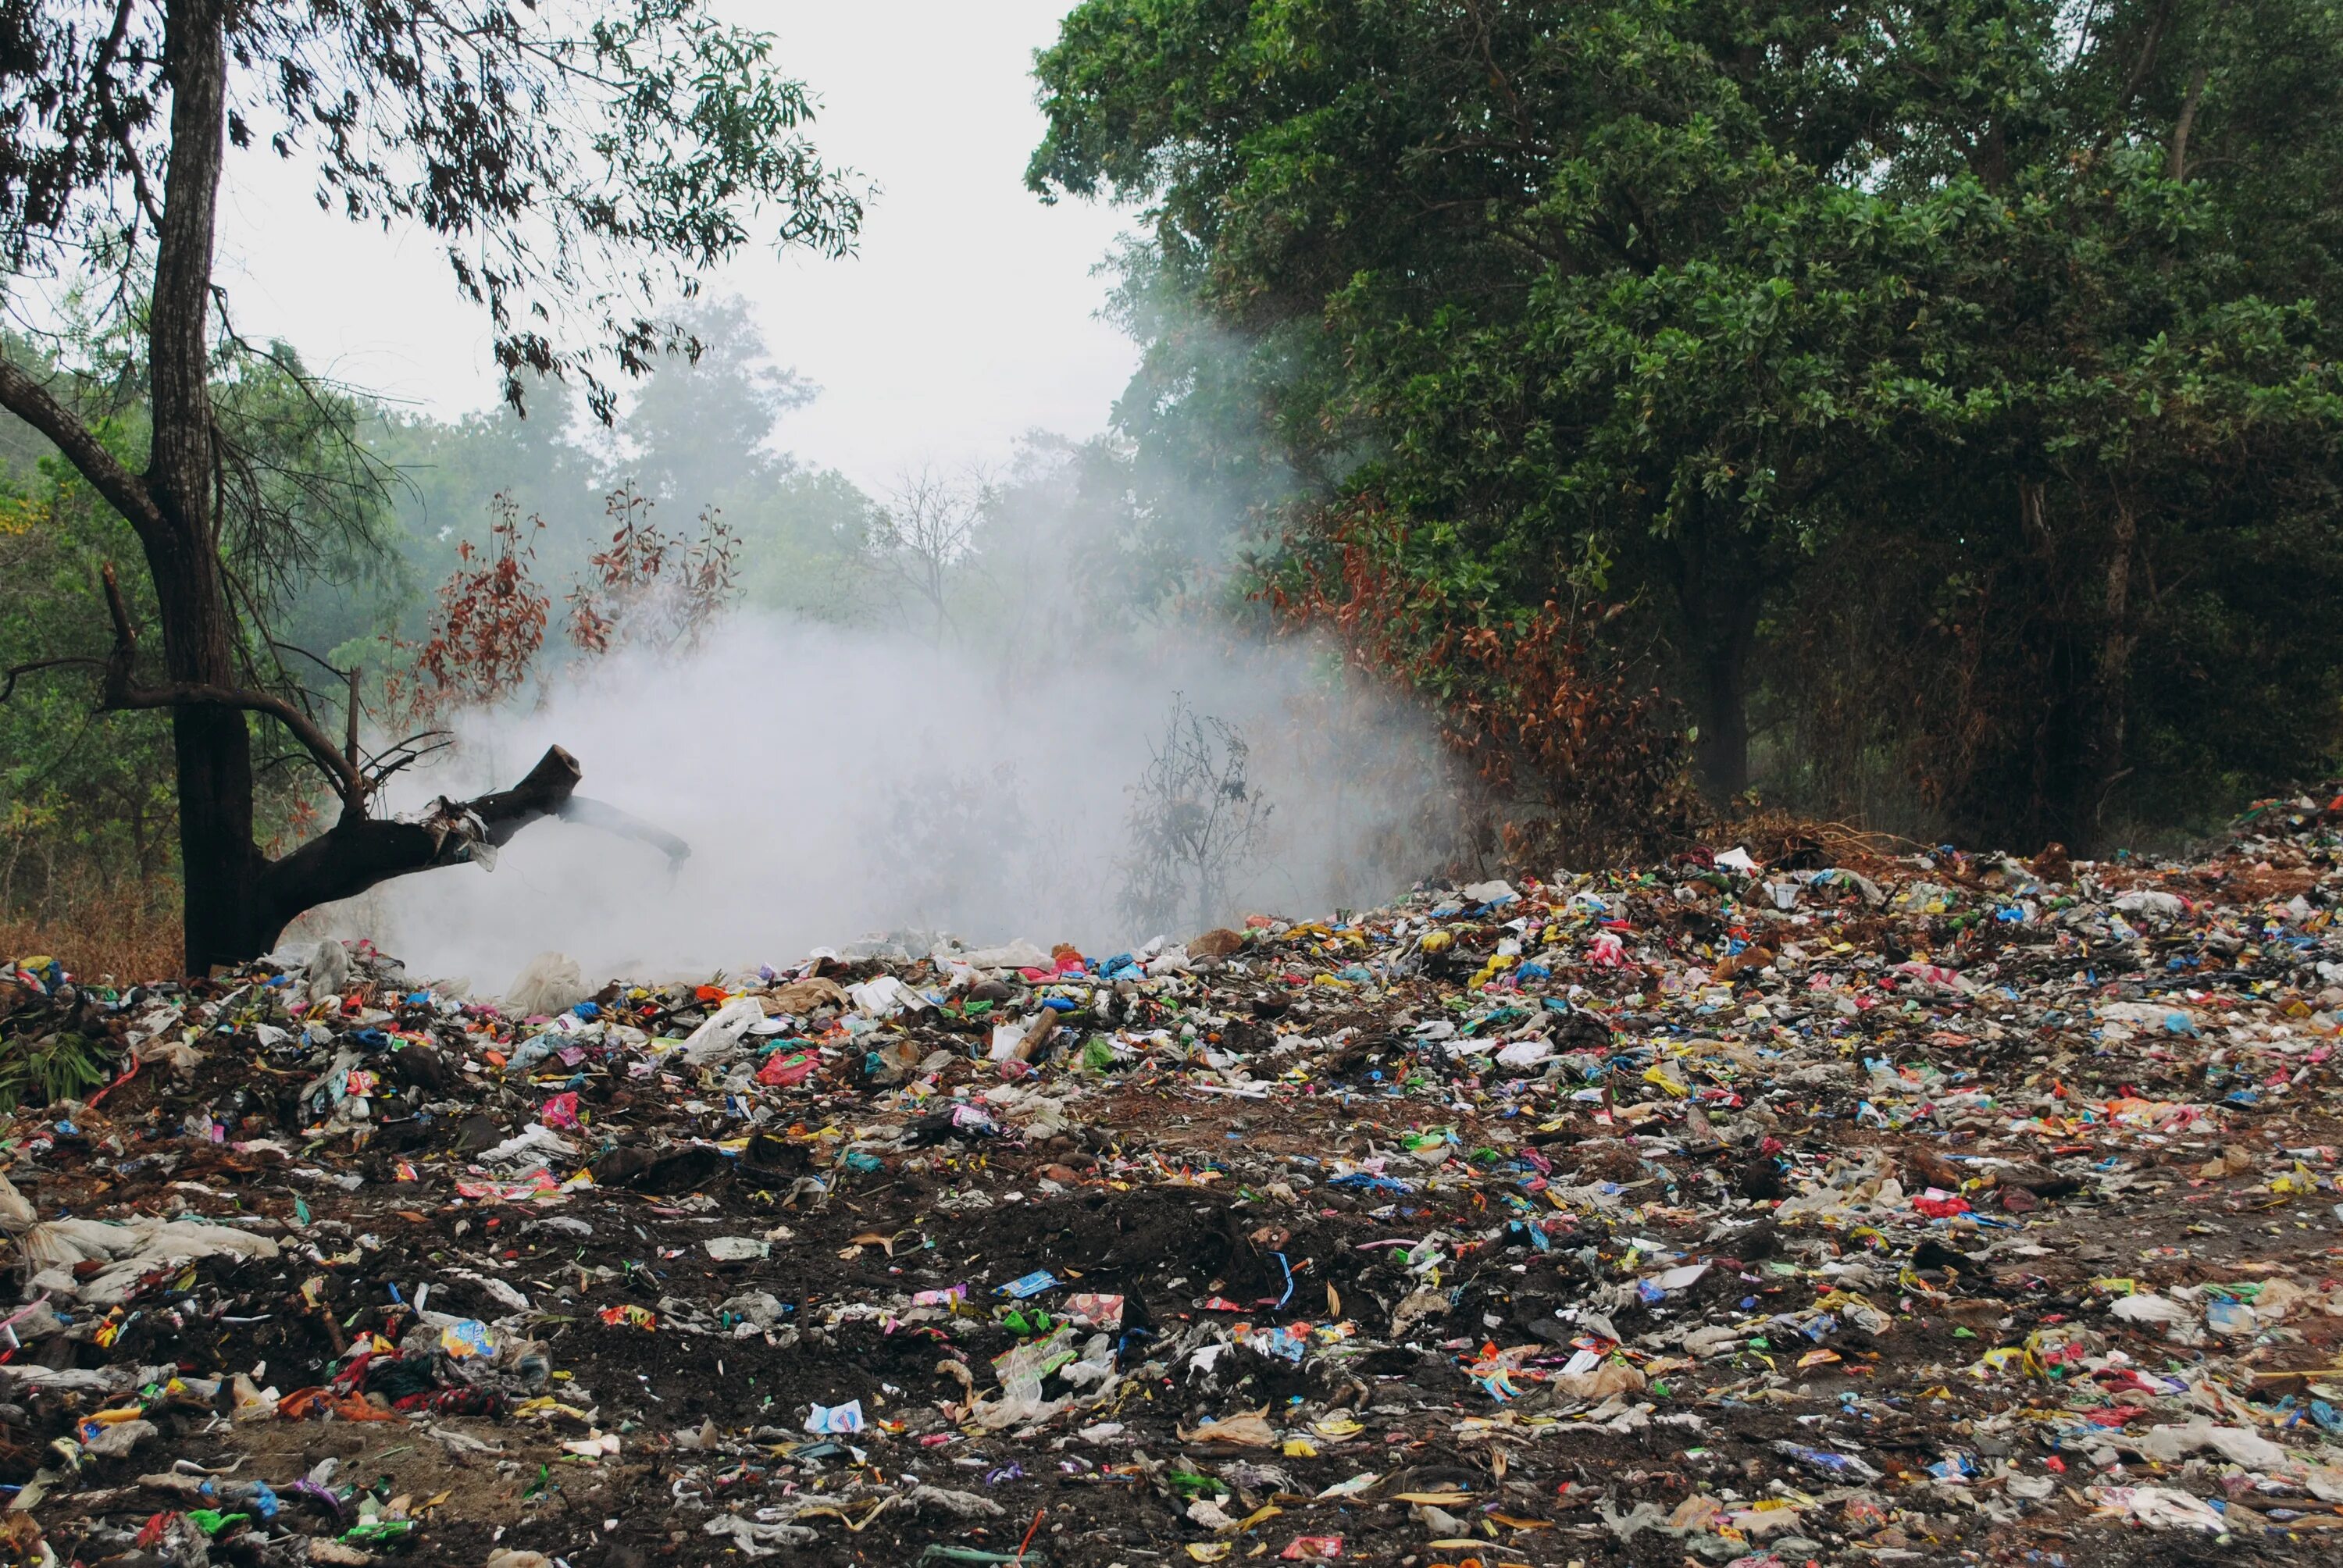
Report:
210,1,1139,494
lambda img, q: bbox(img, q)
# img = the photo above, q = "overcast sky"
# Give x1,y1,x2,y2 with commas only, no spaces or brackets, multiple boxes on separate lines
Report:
211,2,1139,494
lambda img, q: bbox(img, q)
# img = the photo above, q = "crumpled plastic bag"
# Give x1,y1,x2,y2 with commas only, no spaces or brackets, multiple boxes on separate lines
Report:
906,1484,1005,1520
1598,1498,1669,1540
765,976,847,1014
0,1173,37,1235
477,1122,577,1171
701,1513,815,1556
5,1175,280,1301
947,939,1053,971
134,1034,201,1071
682,998,765,1064
504,951,587,1017
1553,1360,1648,1401
1683,1324,1743,1358
965,1324,1082,1429
2133,1420,2287,1468
2113,889,2190,921
2089,1484,2224,1531
82,1417,156,1457
2110,1292,2193,1327
307,937,352,1004
17,1207,281,1305
1177,1406,1277,1445
847,975,929,1016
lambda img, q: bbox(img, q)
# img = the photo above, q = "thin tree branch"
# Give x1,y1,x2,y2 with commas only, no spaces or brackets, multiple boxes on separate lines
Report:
2097,0,2177,153
2169,62,2209,179
0,357,163,540
94,561,366,810
0,655,109,704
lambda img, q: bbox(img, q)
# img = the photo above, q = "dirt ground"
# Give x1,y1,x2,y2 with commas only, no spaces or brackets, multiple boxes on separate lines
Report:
5,814,2343,1566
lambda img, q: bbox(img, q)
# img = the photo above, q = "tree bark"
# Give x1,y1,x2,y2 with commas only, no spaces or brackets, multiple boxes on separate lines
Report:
1694,631,1755,803
2074,497,2139,846
144,0,260,972
1672,501,1763,805
0,0,693,974
2169,62,2210,180
251,745,587,955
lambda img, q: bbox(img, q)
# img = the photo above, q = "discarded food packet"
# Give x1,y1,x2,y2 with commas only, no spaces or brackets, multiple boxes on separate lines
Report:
1242,1324,1307,1363
997,1270,1057,1299
440,1320,495,1359
805,1399,865,1434
1064,1292,1125,1328
912,1284,971,1310
1771,1441,1881,1481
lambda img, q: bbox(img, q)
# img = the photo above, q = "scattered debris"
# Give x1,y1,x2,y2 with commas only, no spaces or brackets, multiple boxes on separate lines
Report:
4,800,2343,1562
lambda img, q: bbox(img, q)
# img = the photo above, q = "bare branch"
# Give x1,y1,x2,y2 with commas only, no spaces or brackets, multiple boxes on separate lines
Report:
0,357,163,540
94,561,366,810
251,745,587,950
556,795,691,868
0,655,109,704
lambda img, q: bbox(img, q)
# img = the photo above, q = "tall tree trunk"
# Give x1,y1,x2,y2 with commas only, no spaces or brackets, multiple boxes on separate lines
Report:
1695,630,1754,802
148,0,258,971
2074,497,2138,848
2168,63,2210,179
1673,502,1763,804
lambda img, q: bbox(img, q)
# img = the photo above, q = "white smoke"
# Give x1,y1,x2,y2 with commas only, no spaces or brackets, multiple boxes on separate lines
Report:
312,611,1451,989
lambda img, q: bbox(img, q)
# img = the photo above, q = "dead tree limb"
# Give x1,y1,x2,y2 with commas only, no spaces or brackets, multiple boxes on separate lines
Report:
93,561,369,811
5,565,691,966
250,744,587,951
557,795,692,868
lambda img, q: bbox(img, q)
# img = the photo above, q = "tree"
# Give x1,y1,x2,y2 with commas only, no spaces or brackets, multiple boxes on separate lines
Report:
563,481,738,661
864,465,990,647
1118,693,1271,935
612,295,816,506
0,0,861,969
1031,0,2343,846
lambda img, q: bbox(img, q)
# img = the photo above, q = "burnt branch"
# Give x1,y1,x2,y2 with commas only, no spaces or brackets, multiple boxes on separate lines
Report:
250,744,590,953
92,561,366,811
557,795,691,868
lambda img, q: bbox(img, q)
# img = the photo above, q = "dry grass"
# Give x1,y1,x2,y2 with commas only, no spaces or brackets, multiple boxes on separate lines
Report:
1711,803,1935,868
0,895,181,984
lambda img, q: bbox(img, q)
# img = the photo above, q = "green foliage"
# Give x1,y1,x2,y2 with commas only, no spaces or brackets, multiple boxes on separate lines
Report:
0,291,892,930
0,0,865,419
0,1028,112,1113
1032,0,2343,850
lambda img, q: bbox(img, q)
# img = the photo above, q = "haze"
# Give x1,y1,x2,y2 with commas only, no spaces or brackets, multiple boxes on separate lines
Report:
212,1,1137,494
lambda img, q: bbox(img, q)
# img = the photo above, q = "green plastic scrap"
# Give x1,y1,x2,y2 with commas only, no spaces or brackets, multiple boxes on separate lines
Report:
1166,1468,1228,1498
187,1509,248,1537
341,1520,415,1543
916,1549,1046,1566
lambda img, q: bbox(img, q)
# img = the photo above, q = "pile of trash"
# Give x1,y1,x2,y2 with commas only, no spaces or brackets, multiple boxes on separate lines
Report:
2,802,2342,1568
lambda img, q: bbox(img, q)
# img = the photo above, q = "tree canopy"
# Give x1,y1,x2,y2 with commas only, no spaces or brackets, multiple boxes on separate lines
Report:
1032,0,2343,849
0,0,863,969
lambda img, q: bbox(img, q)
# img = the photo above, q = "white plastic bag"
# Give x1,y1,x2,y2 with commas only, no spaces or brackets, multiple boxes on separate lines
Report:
504,951,587,1017
683,998,765,1064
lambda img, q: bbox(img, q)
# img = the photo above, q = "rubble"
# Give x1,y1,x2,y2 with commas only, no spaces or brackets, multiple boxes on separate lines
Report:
2,798,2343,1566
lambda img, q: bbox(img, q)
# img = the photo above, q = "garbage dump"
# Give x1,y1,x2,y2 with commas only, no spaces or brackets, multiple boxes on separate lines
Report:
3,801,2343,1567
